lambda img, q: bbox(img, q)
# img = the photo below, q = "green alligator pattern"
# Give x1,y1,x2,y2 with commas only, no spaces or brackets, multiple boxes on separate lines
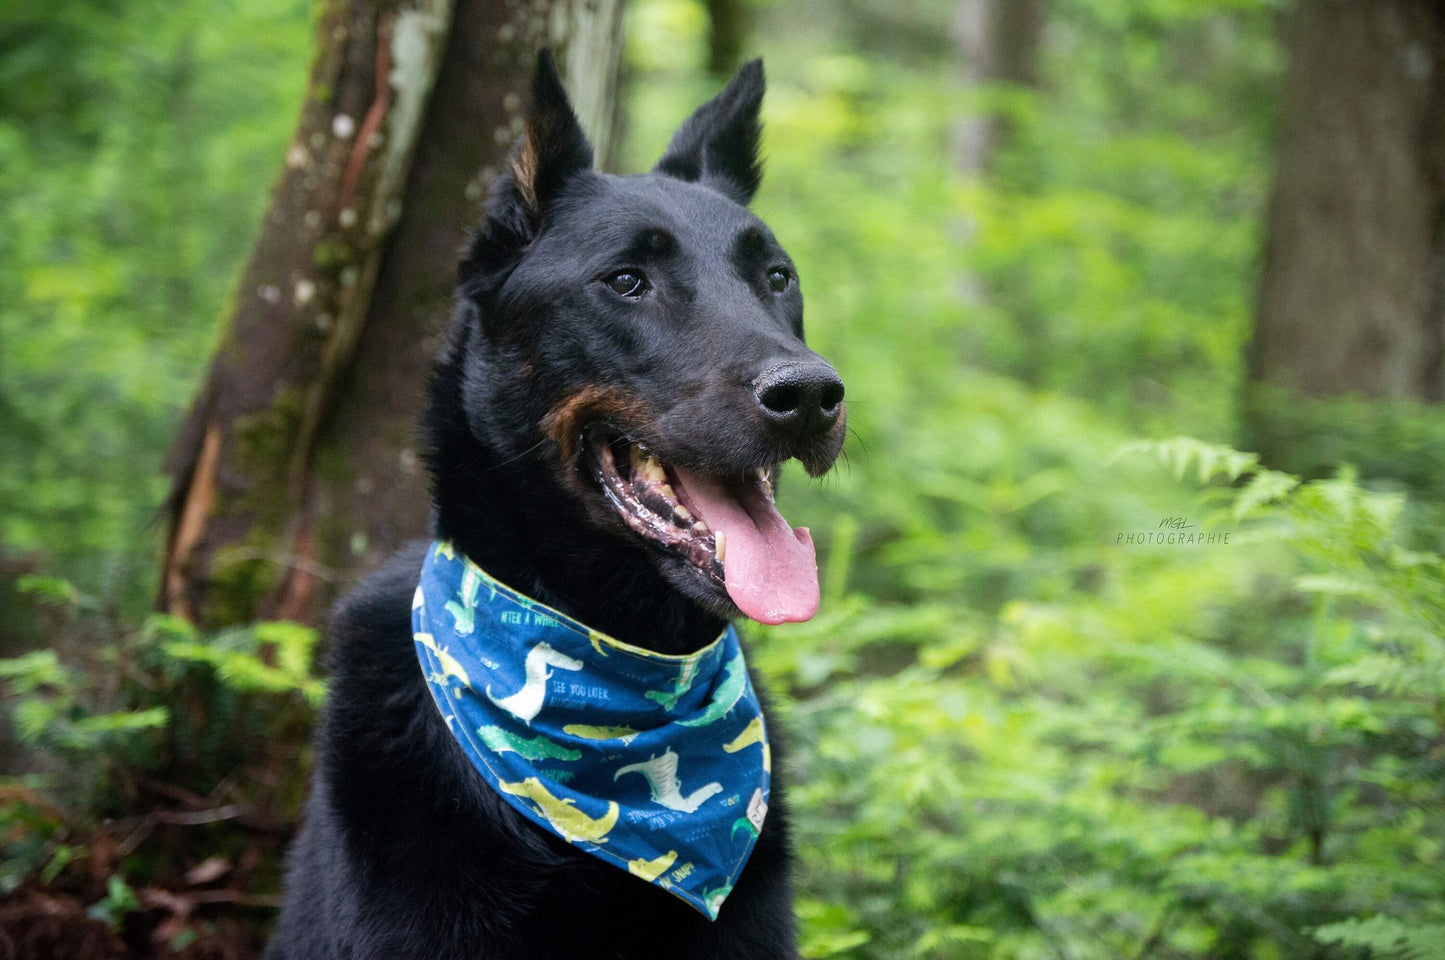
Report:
478,725,582,761
445,565,484,635
645,655,705,712
677,652,749,728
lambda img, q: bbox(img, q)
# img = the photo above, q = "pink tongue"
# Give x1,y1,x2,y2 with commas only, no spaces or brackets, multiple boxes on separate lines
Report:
672,466,819,625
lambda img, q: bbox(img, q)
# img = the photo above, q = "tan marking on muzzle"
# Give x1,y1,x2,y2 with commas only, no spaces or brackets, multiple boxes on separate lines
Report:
541,385,650,463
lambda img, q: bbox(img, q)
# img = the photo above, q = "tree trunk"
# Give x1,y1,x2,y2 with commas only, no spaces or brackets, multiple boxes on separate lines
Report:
160,0,627,628
951,0,1047,382
1247,1,1445,406
701,0,751,80
951,0,1047,176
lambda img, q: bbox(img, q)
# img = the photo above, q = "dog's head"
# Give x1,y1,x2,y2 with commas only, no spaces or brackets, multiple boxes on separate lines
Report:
429,51,844,627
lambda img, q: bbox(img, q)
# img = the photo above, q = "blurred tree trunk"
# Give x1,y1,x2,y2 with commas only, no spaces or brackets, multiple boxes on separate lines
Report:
952,0,1046,176
702,0,751,80
952,0,1047,382
160,0,626,628
1245,1,1445,462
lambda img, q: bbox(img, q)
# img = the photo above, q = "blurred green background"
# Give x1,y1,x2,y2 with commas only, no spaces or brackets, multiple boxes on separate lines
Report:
3,0,1444,957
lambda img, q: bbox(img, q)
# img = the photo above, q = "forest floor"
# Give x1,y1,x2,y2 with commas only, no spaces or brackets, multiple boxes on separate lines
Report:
1,884,267,960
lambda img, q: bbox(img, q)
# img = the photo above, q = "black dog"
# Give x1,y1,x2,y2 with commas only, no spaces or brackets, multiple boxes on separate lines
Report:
265,51,845,959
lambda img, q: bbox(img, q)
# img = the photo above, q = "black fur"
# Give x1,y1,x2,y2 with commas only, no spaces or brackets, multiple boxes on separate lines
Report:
266,52,844,959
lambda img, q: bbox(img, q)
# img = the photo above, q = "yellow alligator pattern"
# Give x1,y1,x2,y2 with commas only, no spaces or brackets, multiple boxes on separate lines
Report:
497,777,619,843
627,850,678,881
723,715,771,772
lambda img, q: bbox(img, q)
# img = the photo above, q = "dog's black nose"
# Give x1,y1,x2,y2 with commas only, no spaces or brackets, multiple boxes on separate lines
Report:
752,360,845,439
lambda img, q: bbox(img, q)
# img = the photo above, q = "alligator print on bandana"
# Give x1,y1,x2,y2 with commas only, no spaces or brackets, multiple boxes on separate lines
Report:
412,542,771,920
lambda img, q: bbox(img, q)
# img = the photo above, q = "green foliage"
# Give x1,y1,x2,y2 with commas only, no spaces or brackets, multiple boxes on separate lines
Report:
0,648,169,755
0,787,72,896
1315,917,1445,960
164,620,326,708
86,874,141,929
1243,383,1445,513
0,581,322,904
0,0,313,608
7,0,1445,957
762,437,1445,958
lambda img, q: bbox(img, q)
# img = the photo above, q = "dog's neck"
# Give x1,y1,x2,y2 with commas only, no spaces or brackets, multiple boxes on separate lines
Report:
422,326,727,656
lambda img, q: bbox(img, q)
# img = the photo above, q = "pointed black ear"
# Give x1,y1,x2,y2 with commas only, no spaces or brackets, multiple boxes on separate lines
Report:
655,59,764,205
458,51,593,300
511,49,594,218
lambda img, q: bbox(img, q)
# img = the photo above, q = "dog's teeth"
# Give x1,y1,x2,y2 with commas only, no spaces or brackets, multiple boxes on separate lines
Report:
674,504,692,522
714,530,727,563
755,466,775,496
659,483,676,502
630,445,667,483
692,520,710,536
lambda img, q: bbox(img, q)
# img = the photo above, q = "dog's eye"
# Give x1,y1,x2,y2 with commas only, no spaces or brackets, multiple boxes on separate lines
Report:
767,268,791,293
604,271,649,299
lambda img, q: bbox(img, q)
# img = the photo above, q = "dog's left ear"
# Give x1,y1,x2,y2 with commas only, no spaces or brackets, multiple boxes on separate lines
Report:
511,49,594,220
655,59,764,205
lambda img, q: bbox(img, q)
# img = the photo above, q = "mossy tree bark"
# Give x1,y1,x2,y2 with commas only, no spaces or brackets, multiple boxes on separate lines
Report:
1244,1,1445,473
161,0,626,627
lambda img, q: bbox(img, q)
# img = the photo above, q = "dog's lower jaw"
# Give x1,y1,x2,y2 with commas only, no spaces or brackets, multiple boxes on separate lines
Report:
655,552,742,622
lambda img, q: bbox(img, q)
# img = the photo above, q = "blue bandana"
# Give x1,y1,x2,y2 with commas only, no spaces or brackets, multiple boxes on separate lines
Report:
411,542,771,919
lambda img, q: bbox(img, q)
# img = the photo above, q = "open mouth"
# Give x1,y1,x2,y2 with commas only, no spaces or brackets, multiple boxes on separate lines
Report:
589,434,819,624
